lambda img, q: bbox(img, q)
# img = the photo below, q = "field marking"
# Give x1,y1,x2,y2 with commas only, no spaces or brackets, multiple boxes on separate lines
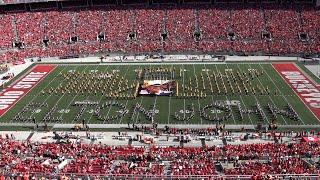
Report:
10,63,317,127
2,65,57,121
167,64,174,125
86,64,112,124
239,96,254,125
238,64,270,125
272,63,320,122
133,95,144,125
118,65,141,125
248,64,288,125
52,62,276,66
182,64,186,124
101,65,121,124
152,93,158,124
232,64,254,126
97,66,119,124
192,64,204,125
57,66,94,123
258,64,305,125
222,64,237,125
68,65,100,124
25,66,71,121
294,63,320,87
150,64,163,124
210,64,220,122
116,65,132,124
133,64,152,125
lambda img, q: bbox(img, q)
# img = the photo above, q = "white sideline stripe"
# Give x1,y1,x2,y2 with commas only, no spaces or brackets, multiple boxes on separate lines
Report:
259,64,302,125
26,66,71,120
1,65,56,118
167,64,173,125
101,65,120,125
248,64,288,125
63,66,96,123
86,65,112,124
233,64,254,126
118,65,139,125
272,63,320,123
223,64,239,125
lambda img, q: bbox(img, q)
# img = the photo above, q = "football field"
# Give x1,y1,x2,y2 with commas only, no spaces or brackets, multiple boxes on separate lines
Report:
0,62,319,128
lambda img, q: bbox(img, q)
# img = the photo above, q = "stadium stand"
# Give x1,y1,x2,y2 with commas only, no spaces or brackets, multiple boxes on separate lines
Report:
0,1,318,63
0,135,319,178
0,1,319,179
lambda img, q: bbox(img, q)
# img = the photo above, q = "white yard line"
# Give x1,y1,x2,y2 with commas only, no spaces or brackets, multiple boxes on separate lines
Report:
85,65,112,124
12,66,67,122
237,64,270,125
232,64,254,126
69,65,101,124
152,94,158,124
261,64,305,125
192,64,203,125
222,64,238,125
101,65,134,124
239,96,254,125
26,66,75,120
167,64,174,125
101,65,122,124
206,64,219,121
133,64,153,124
59,66,96,123
118,65,137,125
182,64,186,123
25,66,65,102
150,64,162,124
249,64,288,125
133,96,144,125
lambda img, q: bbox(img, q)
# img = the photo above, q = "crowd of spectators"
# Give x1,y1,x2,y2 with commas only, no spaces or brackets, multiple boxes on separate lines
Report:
0,133,319,178
15,12,46,47
0,5,319,63
199,8,230,39
264,6,301,40
0,15,14,50
231,7,264,40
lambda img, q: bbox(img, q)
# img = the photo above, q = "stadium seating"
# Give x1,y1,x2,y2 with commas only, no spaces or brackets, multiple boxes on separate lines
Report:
0,135,319,178
0,5,319,63
46,11,73,46
0,14,14,50
15,12,46,47
231,7,264,40
198,8,230,39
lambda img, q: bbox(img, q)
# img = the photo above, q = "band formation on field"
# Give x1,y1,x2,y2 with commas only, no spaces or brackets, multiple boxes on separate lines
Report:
1,63,319,127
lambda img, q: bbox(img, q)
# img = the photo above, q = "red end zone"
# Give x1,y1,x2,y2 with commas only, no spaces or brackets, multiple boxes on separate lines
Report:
273,63,320,120
0,65,56,117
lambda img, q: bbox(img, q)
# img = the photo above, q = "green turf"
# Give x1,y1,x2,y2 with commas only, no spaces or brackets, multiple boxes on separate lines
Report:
1,63,319,127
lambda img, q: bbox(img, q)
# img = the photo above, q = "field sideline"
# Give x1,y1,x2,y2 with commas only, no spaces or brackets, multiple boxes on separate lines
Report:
0,62,319,128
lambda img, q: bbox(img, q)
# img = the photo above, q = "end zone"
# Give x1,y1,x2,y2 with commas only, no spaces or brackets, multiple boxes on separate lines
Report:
273,63,320,120
0,65,56,117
